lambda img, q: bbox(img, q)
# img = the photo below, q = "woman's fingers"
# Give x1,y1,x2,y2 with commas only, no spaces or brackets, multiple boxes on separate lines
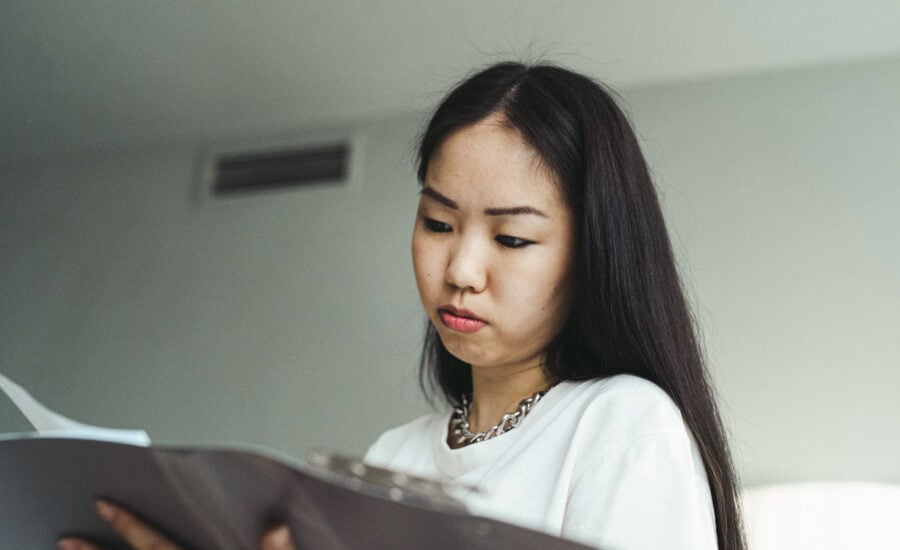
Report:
259,525,296,550
59,500,294,550
58,500,178,550
93,500,181,550
58,538,104,550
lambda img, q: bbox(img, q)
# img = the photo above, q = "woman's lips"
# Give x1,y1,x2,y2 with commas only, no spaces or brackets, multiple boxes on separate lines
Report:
438,306,487,334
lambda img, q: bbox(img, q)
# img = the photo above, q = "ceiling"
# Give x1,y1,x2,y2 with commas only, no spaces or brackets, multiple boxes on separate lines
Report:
3,1,900,165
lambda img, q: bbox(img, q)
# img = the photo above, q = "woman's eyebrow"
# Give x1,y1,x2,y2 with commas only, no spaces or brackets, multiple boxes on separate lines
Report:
484,205,547,218
420,186,458,208
421,186,547,218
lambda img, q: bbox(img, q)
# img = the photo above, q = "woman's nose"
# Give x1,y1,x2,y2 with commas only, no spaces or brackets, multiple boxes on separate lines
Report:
445,238,487,293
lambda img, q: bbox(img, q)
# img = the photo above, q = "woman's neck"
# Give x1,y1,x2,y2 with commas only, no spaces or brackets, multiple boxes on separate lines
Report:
466,362,553,433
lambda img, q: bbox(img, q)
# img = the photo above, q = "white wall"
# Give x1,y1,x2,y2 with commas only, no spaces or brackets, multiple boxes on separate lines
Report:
627,55,900,486
2,55,898,486
0,115,432,458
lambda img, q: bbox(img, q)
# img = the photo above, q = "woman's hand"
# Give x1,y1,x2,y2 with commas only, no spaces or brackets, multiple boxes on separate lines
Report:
57,500,295,550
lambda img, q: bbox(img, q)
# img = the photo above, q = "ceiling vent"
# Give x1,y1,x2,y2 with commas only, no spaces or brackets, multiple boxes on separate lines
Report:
212,142,350,195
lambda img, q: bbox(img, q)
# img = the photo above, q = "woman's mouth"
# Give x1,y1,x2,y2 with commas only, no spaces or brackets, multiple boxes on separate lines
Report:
438,306,487,334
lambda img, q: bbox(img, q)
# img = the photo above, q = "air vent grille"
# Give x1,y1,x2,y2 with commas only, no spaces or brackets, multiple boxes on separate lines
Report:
213,142,349,194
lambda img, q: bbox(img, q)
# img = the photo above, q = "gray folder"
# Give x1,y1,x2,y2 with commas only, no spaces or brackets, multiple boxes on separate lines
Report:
0,438,593,549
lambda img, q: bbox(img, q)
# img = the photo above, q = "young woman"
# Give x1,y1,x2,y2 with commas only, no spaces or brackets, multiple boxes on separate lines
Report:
364,62,746,549
60,62,745,550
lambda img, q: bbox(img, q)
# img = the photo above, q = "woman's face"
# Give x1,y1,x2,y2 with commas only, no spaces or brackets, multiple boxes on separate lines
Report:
412,114,576,374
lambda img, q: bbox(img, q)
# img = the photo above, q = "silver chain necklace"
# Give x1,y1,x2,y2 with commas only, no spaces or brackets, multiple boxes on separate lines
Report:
449,387,550,447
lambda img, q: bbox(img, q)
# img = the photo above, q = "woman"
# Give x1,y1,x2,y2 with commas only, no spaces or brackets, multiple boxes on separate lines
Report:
61,62,745,550
364,62,745,549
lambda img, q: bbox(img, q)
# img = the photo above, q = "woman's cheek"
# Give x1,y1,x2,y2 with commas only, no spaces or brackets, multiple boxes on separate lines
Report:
412,236,442,296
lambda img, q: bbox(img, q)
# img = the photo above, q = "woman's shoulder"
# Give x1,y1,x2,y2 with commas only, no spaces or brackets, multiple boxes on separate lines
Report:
371,411,447,445
561,374,692,450
363,411,447,466
567,373,679,410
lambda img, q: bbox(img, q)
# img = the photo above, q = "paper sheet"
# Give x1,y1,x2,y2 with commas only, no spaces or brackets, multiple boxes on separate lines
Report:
0,372,150,446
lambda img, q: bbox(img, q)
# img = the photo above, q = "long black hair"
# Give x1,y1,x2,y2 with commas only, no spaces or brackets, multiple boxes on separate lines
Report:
417,62,745,550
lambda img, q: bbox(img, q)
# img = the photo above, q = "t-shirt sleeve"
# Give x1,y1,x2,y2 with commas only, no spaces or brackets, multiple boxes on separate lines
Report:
563,433,717,550
363,423,407,468
362,413,444,474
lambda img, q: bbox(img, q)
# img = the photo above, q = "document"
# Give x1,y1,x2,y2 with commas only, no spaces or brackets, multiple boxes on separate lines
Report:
0,373,150,445
0,374,591,549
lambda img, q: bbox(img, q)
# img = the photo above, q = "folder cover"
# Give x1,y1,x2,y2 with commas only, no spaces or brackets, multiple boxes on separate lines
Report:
0,374,591,549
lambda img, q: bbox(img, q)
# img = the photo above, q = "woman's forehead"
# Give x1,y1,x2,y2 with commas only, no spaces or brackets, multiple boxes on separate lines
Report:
425,118,566,212
432,114,537,167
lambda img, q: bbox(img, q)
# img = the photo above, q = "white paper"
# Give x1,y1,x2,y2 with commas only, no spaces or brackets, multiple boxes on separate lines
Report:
0,372,150,446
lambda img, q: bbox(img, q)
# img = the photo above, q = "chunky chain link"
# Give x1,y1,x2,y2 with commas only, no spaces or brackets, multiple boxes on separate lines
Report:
449,388,549,447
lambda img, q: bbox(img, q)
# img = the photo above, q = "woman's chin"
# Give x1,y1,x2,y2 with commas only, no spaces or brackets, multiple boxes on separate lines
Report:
439,336,487,366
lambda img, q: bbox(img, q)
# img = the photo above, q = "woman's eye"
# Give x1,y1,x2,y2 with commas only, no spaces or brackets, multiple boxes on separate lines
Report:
423,218,452,233
495,235,534,249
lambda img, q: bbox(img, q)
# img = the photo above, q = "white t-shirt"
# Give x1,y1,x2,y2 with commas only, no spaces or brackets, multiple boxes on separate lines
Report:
364,374,717,550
